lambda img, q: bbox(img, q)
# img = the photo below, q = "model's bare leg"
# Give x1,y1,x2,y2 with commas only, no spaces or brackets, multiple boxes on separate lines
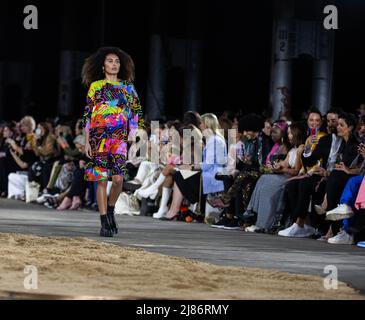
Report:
109,175,123,206
97,180,108,215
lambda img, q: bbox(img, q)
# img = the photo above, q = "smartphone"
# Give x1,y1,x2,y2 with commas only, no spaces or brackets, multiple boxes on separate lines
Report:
310,128,318,136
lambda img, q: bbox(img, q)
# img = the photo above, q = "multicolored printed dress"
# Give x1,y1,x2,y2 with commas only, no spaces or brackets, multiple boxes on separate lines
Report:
83,79,144,181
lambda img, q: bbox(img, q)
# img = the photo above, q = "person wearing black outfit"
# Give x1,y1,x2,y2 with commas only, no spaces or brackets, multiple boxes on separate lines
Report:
210,114,272,230
278,109,329,238
0,123,21,197
316,113,361,243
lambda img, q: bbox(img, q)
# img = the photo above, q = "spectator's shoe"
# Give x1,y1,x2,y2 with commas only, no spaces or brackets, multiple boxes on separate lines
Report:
357,241,365,248
36,193,52,204
222,218,241,230
100,214,114,237
128,179,142,185
314,205,326,215
153,208,168,219
207,198,230,208
326,204,354,221
215,173,233,183
327,229,354,245
304,224,316,236
211,216,230,229
278,223,314,238
107,205,118,235
245,225,262,233
123,181,142,193
43,195,59,209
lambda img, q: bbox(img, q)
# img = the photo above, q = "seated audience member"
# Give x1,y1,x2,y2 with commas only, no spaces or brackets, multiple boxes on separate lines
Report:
245,122,306,233
0,122,22,197
138,125,201,219
209,114,271,230
7,140,37,200
316,116,363,244
28,122,60,191
57,134,88,211
163,113,226,220
356,115,365,143
278,108,328,238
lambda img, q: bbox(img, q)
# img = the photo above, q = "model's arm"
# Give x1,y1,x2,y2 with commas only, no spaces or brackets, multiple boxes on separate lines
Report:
128,83,145,141
83,83,95,158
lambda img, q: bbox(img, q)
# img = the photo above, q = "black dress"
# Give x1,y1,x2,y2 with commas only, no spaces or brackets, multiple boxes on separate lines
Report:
173,170,202,204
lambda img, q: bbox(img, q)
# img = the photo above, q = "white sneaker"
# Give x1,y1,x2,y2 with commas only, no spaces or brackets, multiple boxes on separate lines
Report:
36,193,51,204
326,204,354,221
304,224,315,235
128,179,142,185
327,229,354,245
278,223,312,238
245,225,261,233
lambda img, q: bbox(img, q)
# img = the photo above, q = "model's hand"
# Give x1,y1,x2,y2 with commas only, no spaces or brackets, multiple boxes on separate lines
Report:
85,142,92,159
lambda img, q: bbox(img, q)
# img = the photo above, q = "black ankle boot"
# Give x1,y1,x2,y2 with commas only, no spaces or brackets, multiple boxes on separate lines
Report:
100,214,113,237
107,205,118,234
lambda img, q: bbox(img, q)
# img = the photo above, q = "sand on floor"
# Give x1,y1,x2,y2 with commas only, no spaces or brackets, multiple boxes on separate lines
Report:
0,232,363,300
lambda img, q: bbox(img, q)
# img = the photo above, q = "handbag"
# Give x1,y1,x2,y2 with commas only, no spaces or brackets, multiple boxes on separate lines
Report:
115,192,140,216
25,181,40,203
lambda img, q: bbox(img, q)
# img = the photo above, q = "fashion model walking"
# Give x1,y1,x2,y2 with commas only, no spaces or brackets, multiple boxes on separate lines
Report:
82,47,144,237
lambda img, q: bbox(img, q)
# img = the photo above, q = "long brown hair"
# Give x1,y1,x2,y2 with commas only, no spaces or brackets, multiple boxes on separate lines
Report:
81,47,135,86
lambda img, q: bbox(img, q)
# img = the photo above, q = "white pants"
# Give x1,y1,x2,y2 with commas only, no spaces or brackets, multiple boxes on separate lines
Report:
8,172,28,199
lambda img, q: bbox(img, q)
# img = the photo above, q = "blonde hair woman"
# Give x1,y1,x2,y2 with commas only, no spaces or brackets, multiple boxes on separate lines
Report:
163,113,227,220
5,116,36,159
201,113,225,140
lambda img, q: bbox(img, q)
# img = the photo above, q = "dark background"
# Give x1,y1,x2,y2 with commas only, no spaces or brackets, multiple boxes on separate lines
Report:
0,0,364,122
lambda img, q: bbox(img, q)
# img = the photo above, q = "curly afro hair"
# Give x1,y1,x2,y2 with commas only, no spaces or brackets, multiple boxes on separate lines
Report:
81,47,135,86
238,114,264,133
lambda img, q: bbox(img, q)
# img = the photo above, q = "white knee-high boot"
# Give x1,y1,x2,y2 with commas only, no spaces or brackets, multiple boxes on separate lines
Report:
138,173,166,200
153,187,172,219
130,161,150,184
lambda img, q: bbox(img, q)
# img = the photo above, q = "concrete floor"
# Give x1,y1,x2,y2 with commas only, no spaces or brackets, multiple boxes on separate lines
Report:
1,198,365,295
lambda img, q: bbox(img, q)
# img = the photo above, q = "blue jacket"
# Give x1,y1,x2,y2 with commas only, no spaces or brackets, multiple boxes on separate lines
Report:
200,134,227,194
